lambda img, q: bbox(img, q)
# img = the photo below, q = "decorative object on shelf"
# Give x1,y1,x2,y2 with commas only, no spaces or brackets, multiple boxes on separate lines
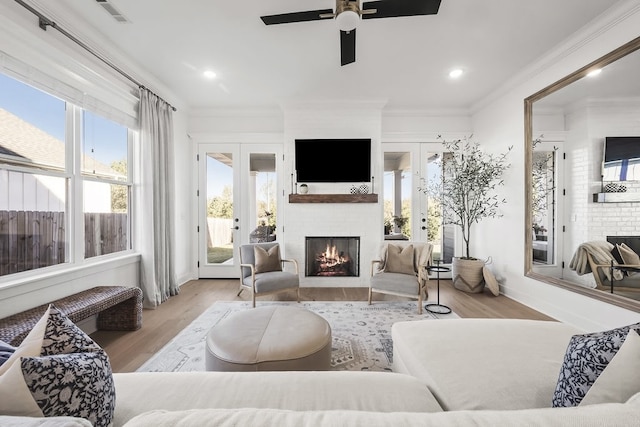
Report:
299,183,309,194
350,185,359,194
358,184,369,194
604,182,627,193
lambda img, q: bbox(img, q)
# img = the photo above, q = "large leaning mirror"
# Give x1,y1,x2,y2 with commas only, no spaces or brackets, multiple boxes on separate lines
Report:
525,36,640,312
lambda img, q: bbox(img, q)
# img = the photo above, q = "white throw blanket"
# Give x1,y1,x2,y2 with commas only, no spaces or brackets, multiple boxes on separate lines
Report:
569,241,623,281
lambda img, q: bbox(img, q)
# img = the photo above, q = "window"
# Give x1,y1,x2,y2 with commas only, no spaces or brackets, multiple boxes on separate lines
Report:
0,72,133,278
82,111,131,258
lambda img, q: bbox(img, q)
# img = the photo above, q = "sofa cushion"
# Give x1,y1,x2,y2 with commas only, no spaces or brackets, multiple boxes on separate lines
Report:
112,371,442,427
0,305,115,427
392,318,582,411
0,415,93,426
121,394,640,427
580,330,640,406
552,322,640,407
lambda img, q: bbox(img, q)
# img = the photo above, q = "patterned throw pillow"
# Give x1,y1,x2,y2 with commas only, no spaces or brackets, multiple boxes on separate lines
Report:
579,330,640,406
0,340,16,367
552,322,640,407
0,305,115,427
254,245,283,273
384,244,415,275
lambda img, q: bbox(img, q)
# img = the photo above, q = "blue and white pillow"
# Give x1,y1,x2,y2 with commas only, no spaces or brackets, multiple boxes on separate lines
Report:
0,340,16,367
552,322,640,407
0,305,115,427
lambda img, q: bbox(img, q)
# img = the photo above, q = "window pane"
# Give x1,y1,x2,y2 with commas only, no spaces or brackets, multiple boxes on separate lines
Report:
383,151,411,239
0,170,67,276
82,111,128,180
0,73,66,170
249,153,277,243
206,153,234,265
84,181,129,258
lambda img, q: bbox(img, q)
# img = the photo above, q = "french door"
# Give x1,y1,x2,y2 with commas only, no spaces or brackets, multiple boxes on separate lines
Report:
197,143,282,278
381,142,455,265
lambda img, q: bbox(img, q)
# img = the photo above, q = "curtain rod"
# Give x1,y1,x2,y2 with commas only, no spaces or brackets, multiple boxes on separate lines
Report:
14,0,177,112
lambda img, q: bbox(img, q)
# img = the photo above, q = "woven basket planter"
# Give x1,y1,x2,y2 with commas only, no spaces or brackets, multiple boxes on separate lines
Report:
452,257,486,293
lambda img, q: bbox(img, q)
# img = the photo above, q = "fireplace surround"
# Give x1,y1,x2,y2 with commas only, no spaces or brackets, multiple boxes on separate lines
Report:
305,236,360,277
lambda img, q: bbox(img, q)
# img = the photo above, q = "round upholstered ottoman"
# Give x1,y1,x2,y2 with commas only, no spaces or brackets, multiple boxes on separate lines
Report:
205,305,332,371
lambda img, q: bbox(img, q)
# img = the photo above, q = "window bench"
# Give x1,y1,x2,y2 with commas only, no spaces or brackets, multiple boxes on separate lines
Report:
0,285,143,346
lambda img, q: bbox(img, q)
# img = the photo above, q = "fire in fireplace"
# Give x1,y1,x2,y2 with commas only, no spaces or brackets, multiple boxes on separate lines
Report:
305,236,360,277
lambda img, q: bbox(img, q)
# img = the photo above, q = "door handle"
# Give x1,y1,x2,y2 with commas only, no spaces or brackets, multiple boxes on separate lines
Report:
231,226,239,230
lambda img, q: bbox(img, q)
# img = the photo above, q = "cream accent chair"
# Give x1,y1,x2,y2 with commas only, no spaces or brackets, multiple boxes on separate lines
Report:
369,241,433,314
238,242,300,307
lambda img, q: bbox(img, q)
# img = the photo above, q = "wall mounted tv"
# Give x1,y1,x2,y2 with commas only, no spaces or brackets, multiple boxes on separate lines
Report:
295,138,371,183
602,136,640,181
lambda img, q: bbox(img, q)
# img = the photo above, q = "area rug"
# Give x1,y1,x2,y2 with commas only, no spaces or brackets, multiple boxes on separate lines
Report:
137,301,459,373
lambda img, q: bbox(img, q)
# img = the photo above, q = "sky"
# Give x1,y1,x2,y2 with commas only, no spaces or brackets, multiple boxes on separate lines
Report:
0,73,127,167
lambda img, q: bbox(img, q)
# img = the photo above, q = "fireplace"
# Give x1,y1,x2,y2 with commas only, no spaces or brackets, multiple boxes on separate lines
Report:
305,236,360,277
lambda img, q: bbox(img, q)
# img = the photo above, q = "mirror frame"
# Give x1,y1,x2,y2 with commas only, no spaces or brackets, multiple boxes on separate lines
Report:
524,35,640,313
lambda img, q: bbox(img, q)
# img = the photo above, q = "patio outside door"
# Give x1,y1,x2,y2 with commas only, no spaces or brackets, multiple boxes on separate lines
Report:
197,143,281,278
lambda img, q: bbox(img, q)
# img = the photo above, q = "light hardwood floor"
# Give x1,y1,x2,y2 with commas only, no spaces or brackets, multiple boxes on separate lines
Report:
92,279,555,373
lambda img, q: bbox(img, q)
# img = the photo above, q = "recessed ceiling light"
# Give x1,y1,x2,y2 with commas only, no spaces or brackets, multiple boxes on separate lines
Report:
203,70,217,79
587,68,602,77
449,68,463,79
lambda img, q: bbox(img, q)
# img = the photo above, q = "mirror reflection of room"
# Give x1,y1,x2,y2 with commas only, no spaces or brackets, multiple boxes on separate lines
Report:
529,40,640,303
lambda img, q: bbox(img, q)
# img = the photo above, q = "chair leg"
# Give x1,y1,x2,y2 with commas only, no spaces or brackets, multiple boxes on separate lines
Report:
237,287,243,297
368,288,373,305
252,292,256,308
296,287,300,303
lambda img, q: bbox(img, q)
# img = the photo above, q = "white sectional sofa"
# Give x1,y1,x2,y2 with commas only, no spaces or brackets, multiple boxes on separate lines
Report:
112,318,640,426
2,309,640,426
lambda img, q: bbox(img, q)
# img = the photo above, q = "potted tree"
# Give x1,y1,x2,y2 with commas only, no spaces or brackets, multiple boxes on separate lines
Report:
422,136,512,293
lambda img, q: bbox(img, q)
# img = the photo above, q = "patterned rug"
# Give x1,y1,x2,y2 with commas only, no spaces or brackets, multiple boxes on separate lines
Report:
137,301,459,373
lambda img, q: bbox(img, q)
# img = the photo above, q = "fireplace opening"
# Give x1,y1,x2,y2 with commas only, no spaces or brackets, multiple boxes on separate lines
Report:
305,236,360,277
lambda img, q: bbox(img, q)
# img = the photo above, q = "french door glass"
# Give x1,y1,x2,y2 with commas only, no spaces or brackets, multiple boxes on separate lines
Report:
198,144,281,278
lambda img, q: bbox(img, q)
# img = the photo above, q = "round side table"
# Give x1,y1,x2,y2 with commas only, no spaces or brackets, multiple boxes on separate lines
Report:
425,261,452,314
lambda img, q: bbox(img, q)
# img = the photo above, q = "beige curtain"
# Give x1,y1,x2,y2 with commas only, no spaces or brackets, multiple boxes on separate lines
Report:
136,88,177,308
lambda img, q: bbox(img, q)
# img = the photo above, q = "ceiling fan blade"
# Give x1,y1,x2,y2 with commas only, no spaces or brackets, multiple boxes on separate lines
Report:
361,0,441,19
261,9,334,25
340,30,356,66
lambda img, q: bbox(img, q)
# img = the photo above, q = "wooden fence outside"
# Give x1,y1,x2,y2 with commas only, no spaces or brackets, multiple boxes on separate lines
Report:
0,210,128,277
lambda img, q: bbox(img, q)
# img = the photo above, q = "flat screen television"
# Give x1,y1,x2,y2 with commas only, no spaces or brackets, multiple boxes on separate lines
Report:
602,136,640,181
295,138,371,183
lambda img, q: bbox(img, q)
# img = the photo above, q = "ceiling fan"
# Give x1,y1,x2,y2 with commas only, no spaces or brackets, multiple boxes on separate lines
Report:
260,0,442,66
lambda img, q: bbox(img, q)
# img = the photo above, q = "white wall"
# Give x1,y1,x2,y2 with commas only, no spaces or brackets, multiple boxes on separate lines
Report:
469,2,640,330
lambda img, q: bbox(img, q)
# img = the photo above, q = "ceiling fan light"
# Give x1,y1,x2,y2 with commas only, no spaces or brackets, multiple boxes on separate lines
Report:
336,10,359,31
